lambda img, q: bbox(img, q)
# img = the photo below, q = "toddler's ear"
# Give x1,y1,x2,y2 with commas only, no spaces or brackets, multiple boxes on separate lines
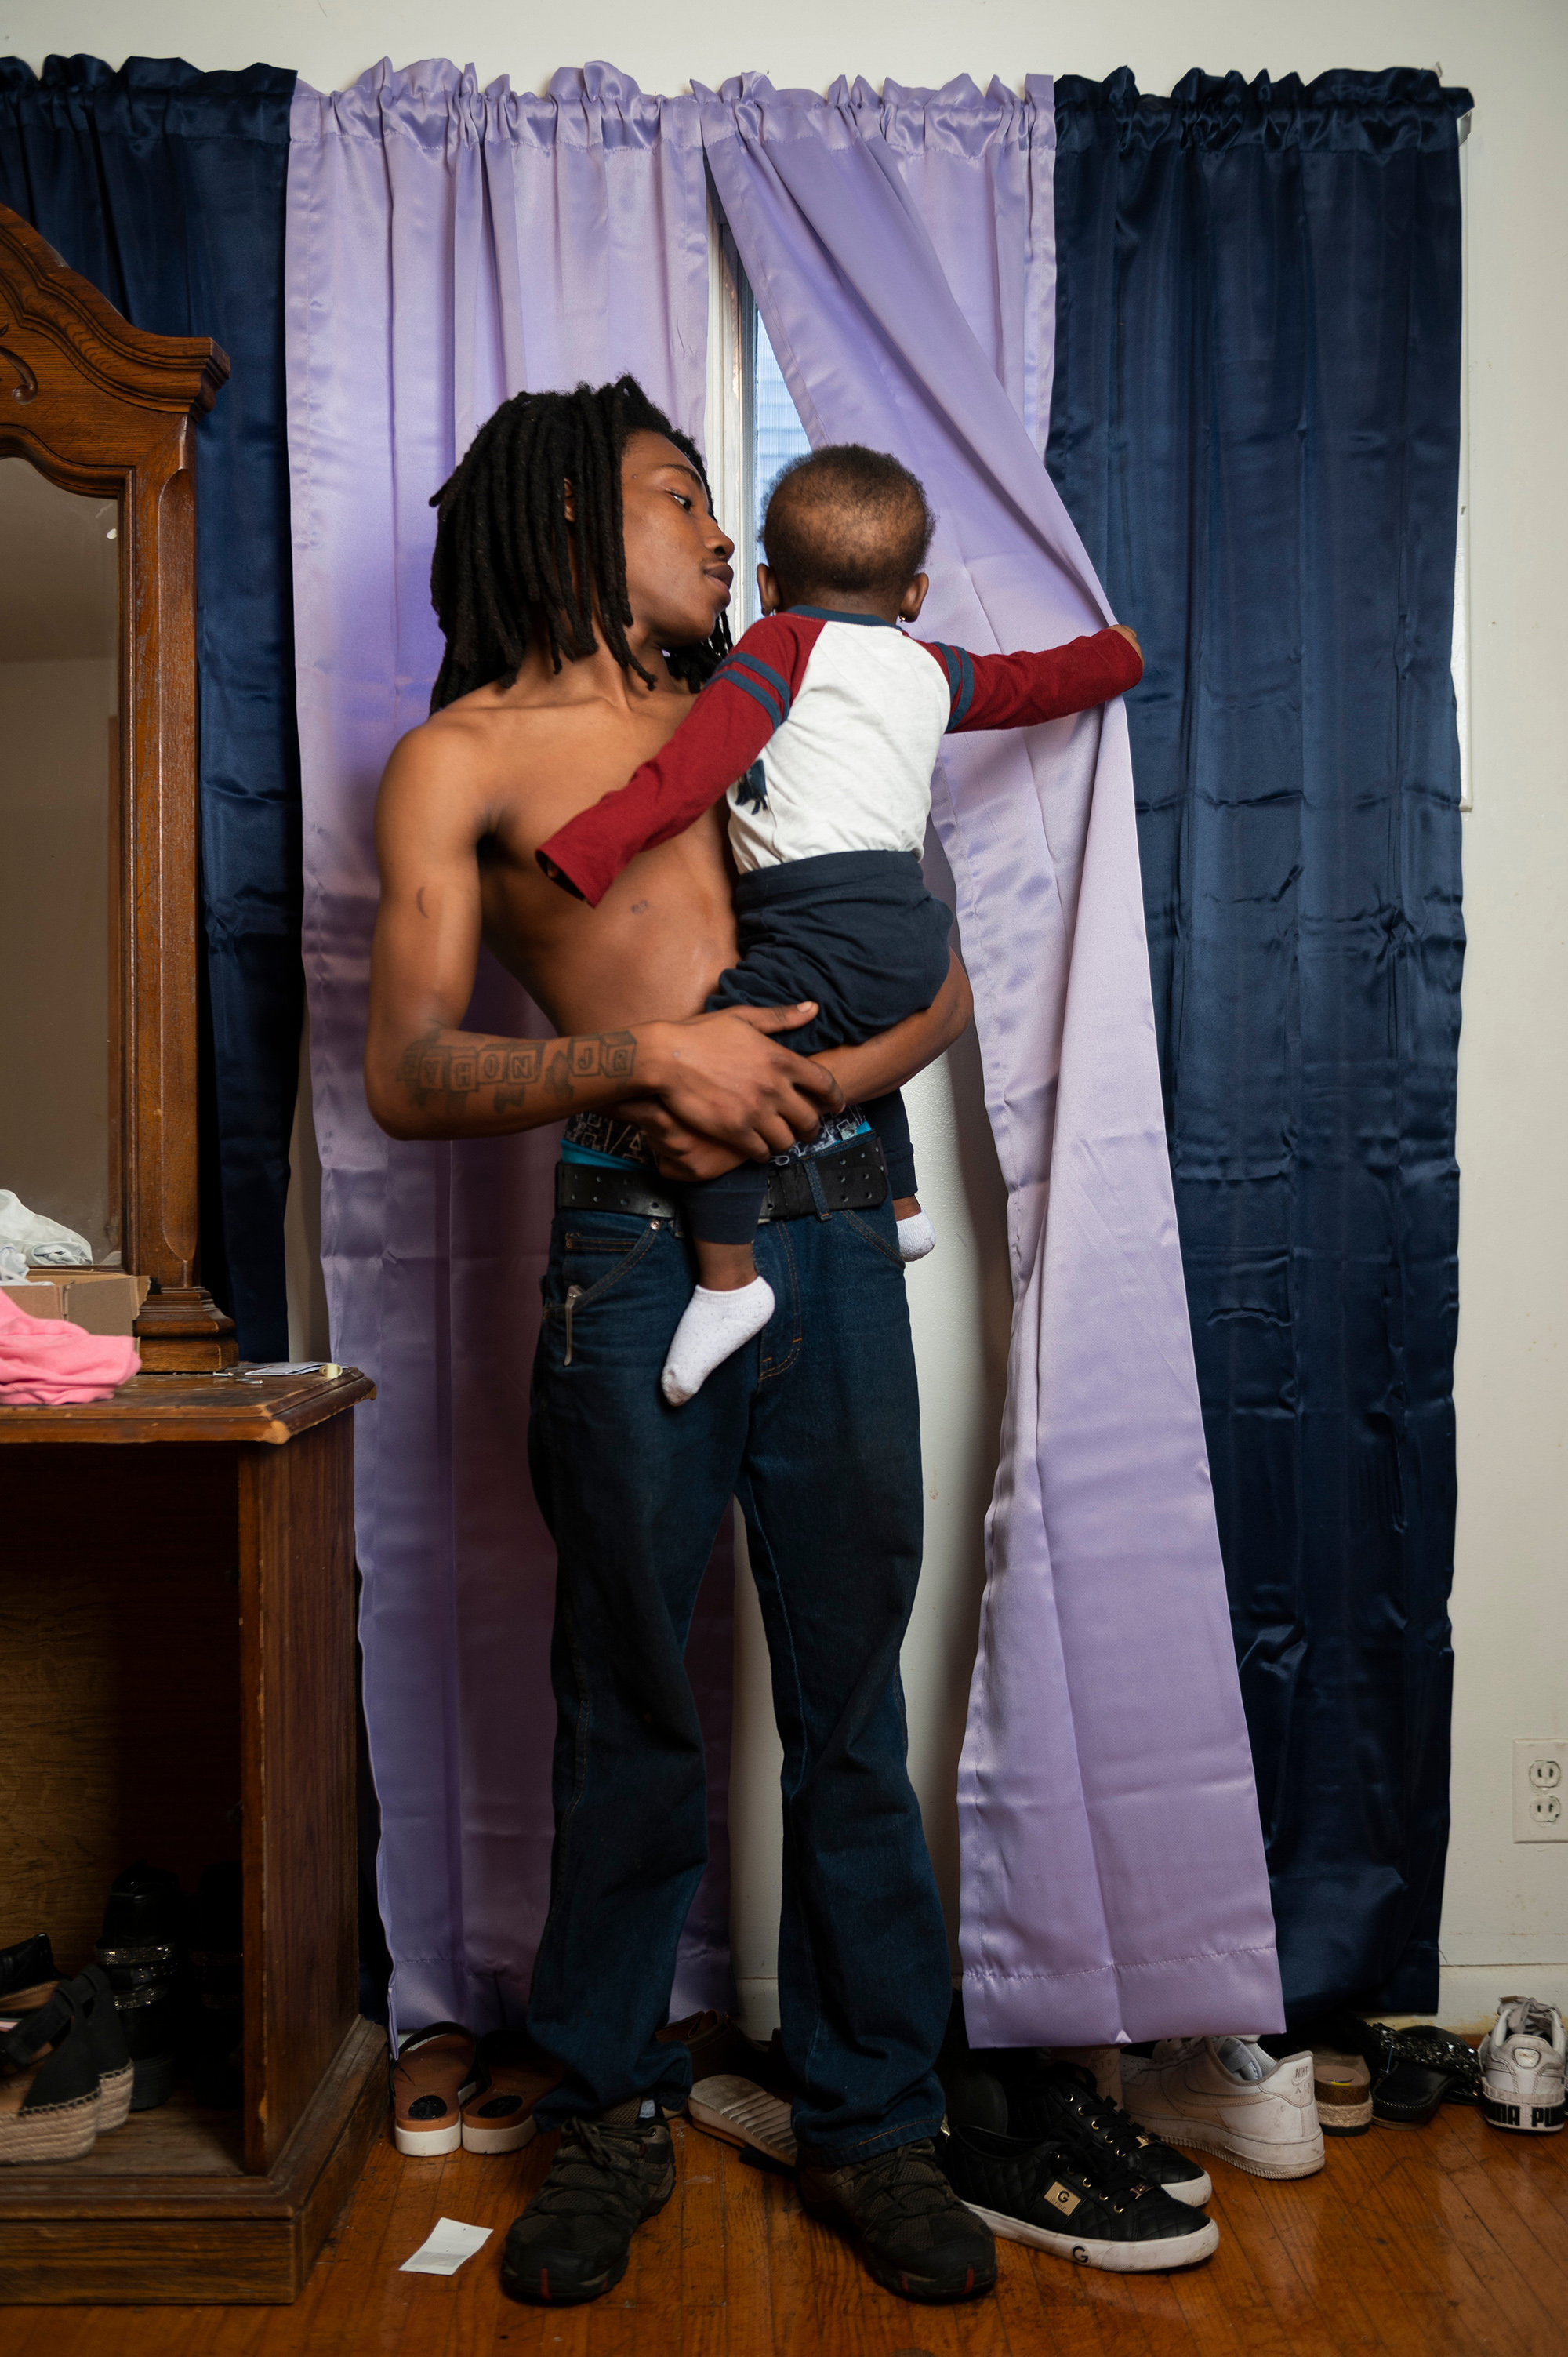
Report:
898,572,931,624
757,563,782,614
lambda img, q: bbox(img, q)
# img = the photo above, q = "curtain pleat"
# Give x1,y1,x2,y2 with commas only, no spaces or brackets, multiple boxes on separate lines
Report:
0,52,302,1356
702,73,1283,2046
1047,67,1469,2014
284,60,728,2037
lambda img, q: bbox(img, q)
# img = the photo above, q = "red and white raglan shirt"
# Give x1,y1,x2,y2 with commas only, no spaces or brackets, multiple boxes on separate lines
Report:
537,608,1143,906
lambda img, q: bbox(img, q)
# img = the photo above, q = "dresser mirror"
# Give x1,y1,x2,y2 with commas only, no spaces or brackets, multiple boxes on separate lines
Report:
0,456,122,1260
0,202,236,1362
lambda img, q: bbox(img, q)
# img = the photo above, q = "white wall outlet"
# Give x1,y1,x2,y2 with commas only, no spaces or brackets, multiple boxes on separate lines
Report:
1514,1741,1568,1841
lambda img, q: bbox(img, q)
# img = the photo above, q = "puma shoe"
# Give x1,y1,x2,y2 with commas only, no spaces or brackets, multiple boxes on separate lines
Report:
938,2120,1219,2272
503,2100,676,2304
1481,1998,1565,2134
999,2057,1213,2206
797,2136,996,2302
1120,2037,1324,2181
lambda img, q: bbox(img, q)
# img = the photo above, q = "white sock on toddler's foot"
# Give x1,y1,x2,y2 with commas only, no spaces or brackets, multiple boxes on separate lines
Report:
661,1277,775,1405
896,1211,936,1262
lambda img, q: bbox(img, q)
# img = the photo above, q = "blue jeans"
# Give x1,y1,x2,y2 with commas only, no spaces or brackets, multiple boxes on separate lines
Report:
525,1187,949,2161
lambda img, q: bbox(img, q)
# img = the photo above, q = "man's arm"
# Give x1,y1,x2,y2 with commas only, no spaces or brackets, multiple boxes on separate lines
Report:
364,726,842,1153
626,952,974,1182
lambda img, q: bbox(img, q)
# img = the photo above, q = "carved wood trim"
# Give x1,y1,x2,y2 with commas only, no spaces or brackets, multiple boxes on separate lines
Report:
0,204,231,1306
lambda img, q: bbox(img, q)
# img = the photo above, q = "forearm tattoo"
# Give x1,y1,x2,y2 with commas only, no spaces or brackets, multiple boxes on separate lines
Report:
396,1028,637,1120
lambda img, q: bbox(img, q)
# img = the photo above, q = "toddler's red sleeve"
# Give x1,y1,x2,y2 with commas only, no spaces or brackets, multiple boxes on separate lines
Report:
920,626,1143,735
537,614,822,906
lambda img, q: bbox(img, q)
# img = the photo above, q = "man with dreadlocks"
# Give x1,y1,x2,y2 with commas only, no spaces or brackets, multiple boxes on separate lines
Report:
365,376,988,2309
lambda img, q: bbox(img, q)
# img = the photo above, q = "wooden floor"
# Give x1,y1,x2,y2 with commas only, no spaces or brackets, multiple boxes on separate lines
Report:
3,2101,1566,2355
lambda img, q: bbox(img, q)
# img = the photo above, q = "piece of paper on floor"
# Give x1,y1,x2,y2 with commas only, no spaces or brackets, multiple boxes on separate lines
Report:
400,2217,493,2276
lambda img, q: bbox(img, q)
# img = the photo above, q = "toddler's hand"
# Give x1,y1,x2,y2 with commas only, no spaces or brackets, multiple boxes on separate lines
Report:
1111,623,1142,655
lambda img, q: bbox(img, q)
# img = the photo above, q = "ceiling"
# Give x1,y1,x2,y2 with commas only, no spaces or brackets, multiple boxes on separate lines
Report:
0,456,118,663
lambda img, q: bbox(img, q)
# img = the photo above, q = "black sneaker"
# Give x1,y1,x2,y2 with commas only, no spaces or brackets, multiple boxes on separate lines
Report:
1000,2057,1213,2208
938,2120,1219,2272
502,2101,675,2304
797,2136,997,2303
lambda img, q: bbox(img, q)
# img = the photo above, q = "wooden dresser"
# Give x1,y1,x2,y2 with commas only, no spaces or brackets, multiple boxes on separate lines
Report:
0,1370,387,2304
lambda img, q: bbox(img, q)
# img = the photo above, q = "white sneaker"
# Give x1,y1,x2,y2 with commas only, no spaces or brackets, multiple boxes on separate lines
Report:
1481,1998,1566,2134
1119,2037,1325,2181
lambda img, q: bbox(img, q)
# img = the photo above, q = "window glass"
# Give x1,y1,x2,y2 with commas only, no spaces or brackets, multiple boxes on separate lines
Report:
753,322,811,551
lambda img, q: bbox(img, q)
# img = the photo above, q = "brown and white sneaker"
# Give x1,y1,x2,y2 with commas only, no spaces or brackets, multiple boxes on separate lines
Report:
462,2058,560,2155
392,2022,485,2156
0,1985,101,2164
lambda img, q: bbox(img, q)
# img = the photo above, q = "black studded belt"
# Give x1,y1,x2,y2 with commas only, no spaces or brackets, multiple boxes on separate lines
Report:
554,1134,888,1224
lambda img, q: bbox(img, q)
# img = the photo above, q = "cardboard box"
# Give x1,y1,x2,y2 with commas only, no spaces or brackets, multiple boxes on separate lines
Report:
0,1272,149,1335
1,1280,64,1320
58,1272,150,1336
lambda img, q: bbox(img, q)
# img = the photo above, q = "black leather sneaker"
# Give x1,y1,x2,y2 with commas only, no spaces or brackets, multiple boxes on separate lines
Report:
1000,2057,1213,2207
502,2101,676,2304
938,2120,1218,2272
797,2136,997,2302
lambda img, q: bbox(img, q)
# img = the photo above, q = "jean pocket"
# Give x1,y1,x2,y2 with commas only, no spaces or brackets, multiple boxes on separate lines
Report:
840,1208,906,1270
542,1217,666,1362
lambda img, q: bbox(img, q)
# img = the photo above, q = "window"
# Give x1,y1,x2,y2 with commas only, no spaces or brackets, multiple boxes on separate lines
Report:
704,209,811,635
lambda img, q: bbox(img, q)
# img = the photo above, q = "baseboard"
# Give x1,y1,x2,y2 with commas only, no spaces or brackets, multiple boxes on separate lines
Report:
1380,1964,1568,2038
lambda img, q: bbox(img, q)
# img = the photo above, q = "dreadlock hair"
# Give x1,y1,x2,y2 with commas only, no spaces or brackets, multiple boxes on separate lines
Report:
427,374,731,712
762,445,935,611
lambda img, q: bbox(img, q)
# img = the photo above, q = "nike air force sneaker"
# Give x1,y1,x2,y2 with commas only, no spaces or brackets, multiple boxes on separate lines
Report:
1481,1998,1566,2134
1119,2036,1325,2181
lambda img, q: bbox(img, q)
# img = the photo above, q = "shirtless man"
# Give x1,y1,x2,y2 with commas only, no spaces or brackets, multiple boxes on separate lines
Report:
365,375,995,2310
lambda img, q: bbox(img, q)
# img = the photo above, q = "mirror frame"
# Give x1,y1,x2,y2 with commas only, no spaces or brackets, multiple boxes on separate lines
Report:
0,204,232,1336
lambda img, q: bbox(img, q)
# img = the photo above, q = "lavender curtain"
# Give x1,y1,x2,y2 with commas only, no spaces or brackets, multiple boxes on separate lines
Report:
285,60,734,2036
702,74,1283,2044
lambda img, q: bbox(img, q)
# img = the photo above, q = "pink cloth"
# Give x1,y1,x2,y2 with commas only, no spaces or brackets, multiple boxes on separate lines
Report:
0,1290,140,1404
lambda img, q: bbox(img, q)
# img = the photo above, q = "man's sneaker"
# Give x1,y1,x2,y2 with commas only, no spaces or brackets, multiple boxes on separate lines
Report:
1120,2038,1324,2181
938,2121,1218,2272
997,2057,1213,2208
797,2136,996,2302
1481,1998,1566,2134
502,2101,675,2304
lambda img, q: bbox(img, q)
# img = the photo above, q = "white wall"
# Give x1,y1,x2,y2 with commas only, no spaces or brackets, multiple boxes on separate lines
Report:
13,0,1563,2028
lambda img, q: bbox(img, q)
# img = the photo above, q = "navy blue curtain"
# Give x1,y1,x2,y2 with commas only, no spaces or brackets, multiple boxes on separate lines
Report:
0,53,300,1356
1047,68,1469,2017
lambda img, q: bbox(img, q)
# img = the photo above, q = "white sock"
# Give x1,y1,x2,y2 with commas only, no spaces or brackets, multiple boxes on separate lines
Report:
896,1211,936,1262
660,1277,775,1406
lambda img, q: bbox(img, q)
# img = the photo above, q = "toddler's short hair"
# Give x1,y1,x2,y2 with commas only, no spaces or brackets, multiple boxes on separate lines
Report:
762,445,934,608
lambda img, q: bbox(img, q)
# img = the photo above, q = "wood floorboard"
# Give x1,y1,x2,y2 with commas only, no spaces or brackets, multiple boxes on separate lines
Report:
1214,2155,1381,2355
3,2104,1564,2354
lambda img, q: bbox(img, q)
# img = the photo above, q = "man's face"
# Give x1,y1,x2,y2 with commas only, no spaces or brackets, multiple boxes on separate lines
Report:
618,430,735,651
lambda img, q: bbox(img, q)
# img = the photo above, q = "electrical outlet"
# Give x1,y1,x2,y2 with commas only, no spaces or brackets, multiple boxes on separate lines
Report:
1514,1740,1568,1841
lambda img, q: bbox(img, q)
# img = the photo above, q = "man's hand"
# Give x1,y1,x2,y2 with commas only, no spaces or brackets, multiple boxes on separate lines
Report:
634,1003,841,1168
